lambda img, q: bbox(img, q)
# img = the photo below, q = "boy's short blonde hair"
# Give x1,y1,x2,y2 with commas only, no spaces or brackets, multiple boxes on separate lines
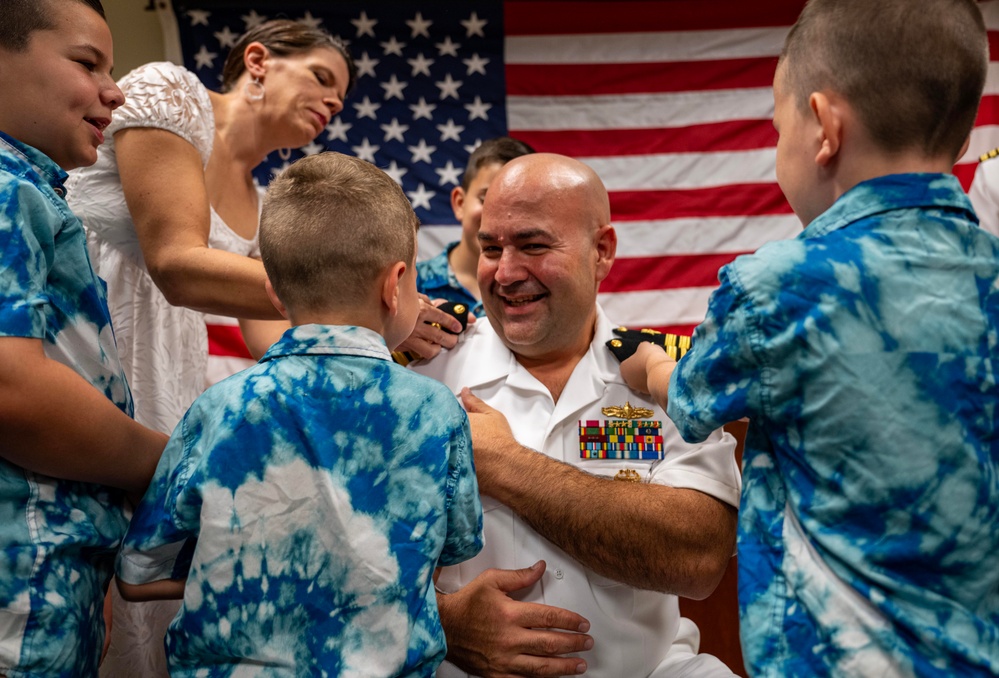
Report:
781,0,987,159
260,153,419,314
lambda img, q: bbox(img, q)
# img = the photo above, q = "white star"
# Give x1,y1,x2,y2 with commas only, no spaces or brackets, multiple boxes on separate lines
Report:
193,45,218,70
406,12,433,38
407,183,436,210
436,36,460,57
187,10,210,26
463,53,490,76
297,11,323,29
351,11,377,38
214,25,239,49
351,138,380,163
352,96,381,120
409,97,437,121
355,52,379,79
383,160,408,185
302,141,324,156
461,12,488,37
464,96,492,121
435,73,462,100
380,74,408,100
435,161,462,187
437,119,465,142
241,10,267,29
408,53,434,78
408,139,437,164
270,160,292,177
326,117,352,142
381,118,410,143
464,139,483,155
381,36,406,57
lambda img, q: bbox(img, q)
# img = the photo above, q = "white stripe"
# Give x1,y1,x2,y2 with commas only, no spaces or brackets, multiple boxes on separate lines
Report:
598,286,716,327
981,0,999,30
613,215,799,257
582,148,776,191
960,124,999,163
508,87,774,131
505,27,789,65
418,225,460,261
982,63,999,97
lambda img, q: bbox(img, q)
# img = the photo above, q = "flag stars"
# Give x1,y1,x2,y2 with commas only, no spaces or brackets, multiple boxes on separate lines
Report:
351,11,377,38
463,53,490,76
351,138,380,163
193,45,218,69
437,119,465,142
464,96,492,121
384,160,408,185
435,161,462,187
302,140,324,156
352,96,381,120
461,12,488,38
408,53,434,78
187,10,210,26
407,184,436,210
381,36,406,57
241,10,267,29
408,139,437,163
435,73,462,100
409,97,437,121
297,11,323,29
326,118,352,142
464,139,483,155
406,12,433,39
380,74,408,100
436,36,460,57
381,118,410,143
214,25,239,49
355,52,379,79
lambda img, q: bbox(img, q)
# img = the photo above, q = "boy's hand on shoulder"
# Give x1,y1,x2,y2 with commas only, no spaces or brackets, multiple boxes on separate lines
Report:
620,342,675,409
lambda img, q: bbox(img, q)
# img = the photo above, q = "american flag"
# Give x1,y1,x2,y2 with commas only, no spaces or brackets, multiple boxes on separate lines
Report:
165,0,999,342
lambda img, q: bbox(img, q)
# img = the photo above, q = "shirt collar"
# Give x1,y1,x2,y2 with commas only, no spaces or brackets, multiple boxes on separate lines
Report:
0,130,69,192
801,173,975,240
260,324,391,363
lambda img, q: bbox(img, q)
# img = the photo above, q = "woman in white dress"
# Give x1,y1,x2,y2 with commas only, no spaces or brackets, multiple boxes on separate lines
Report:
66,19,355,676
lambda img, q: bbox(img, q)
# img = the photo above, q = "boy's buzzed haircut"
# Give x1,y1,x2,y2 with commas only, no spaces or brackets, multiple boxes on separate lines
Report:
461,136,535,189
0,0,106,51
260,152,418,313
782,0,987,159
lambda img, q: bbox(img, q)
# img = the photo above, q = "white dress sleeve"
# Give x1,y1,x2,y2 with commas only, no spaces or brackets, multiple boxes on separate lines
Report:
107,62,215,167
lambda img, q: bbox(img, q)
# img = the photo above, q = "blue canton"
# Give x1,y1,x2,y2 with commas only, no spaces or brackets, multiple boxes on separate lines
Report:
119,324,483,677
668,174,999,677
0,130,133,676
416,242,482,316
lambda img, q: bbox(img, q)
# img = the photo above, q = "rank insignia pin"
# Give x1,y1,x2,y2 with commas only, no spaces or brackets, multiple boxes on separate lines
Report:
601,401,654,420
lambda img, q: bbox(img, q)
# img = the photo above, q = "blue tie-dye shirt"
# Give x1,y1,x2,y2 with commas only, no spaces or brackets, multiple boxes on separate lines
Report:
416,243,483,317
0,130,133,677
668,174,999,677
119,324,483,677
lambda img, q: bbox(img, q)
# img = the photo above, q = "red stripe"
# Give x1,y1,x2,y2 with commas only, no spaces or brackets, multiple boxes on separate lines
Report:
988,31,999,58
603,253,747,293
505,57,778,96
206,323,253,359
511,120,778,158
974,94,999,127
609,183,792,221
953,163,977,192
504,1,805,35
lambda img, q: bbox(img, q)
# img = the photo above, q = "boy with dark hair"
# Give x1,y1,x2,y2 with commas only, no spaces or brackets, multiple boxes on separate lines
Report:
621,0,999,675
0,0,169,674
116,152,484,676
416,136,534,315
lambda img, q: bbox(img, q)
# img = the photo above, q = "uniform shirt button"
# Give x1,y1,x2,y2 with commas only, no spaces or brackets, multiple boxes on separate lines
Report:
553,568,564,580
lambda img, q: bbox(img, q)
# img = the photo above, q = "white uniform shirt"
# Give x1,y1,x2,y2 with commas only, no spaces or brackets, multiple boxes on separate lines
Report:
412,307,742,678
967,156,999,236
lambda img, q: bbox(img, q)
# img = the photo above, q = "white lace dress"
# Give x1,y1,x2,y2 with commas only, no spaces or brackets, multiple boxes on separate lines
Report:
66,61,259,678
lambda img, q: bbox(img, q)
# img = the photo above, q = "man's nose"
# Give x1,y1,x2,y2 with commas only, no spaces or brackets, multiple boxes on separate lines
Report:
493,250,527,285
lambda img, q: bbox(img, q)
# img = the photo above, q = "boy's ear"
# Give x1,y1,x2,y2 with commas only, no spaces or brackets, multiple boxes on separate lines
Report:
810,91,842,167
381,261,408,316
264,278,289,320
450,186,467,221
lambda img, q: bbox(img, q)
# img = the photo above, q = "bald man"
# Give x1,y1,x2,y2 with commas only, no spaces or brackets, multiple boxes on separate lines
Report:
412,154,742,678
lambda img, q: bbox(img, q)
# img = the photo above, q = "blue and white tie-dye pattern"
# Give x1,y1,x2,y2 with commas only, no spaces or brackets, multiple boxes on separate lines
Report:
119,324,483,677
415,243,483,317
0,130,133,676
668,174,999,677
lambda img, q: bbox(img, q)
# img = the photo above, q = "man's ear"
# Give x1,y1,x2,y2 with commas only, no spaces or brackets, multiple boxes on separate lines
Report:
264,278,289,320
243,42,270,80
450,186,467,221
381,261,407,316
810,91,842,167
594,224,617,284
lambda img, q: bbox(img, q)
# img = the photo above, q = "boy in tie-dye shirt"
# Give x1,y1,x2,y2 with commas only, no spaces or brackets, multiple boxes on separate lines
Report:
117,153,483,677
621,1,999,676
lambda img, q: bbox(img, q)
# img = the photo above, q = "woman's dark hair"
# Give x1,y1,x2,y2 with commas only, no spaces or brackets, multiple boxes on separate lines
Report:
220,19,356,96
0,0,106,52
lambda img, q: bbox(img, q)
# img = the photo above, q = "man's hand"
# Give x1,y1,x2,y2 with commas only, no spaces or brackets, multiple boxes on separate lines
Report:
438,561,592,677
619,342,675,410
396,295,464,360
